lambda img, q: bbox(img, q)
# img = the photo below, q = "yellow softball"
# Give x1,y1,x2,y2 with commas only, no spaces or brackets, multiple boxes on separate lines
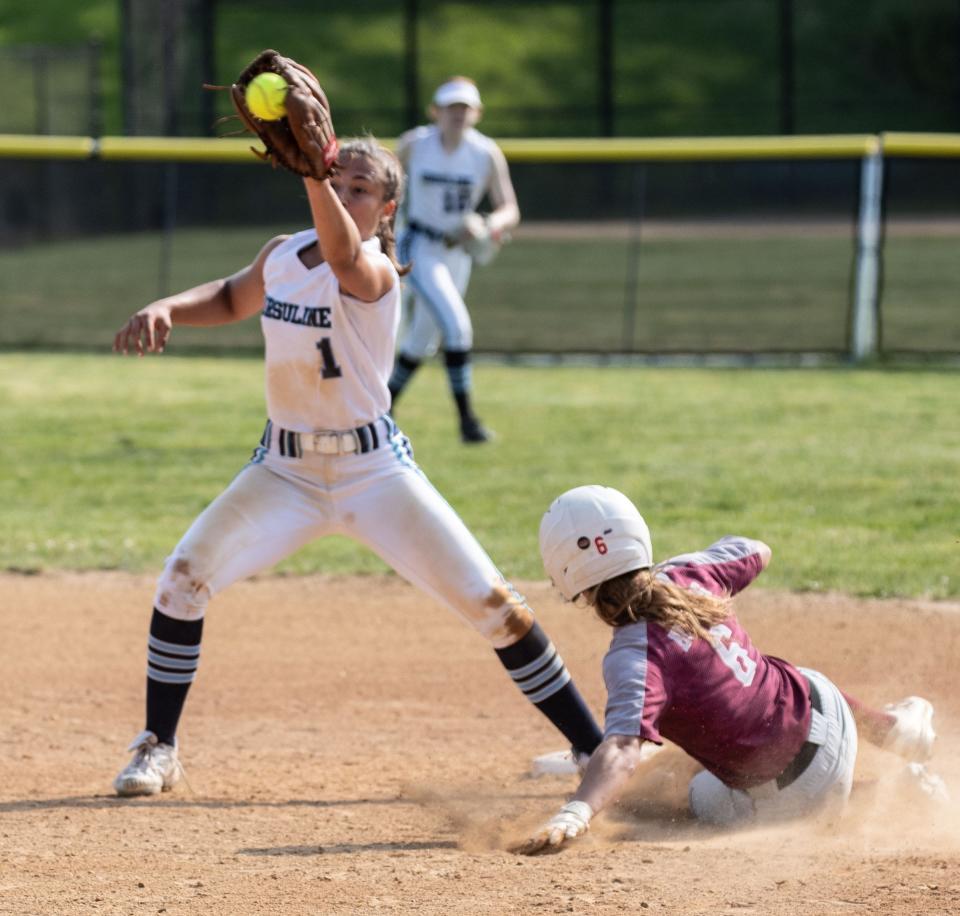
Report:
245,72,288,121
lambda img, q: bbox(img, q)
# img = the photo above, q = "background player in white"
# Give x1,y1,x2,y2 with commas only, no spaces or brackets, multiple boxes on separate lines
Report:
516,486,945,854
387,76,520,443
110,136,601,796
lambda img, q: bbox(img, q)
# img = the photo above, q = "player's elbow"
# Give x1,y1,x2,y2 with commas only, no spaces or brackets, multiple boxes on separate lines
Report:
598,734,647,773
221,278,238,317
222,276,263,321
332,261,392,303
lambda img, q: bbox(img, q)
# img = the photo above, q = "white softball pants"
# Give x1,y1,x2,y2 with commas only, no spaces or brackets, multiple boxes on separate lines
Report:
688,667,858,825
398,230,474,357
153,427,530,648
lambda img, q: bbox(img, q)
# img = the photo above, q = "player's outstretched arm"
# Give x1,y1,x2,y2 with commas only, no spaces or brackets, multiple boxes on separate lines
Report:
303,176,396,302
113,237,284,356
514,734,648,855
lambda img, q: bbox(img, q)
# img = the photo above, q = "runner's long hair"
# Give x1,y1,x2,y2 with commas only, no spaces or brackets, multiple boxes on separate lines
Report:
584,568,731,640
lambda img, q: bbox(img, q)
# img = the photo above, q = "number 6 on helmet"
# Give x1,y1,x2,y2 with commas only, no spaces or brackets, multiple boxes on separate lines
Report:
539,485,654,601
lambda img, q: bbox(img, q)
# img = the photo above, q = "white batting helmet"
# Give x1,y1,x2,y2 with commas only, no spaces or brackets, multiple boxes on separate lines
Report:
539,486,653,601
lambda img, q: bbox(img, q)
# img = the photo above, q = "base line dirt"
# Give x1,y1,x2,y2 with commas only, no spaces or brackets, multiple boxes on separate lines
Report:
1,572,958,915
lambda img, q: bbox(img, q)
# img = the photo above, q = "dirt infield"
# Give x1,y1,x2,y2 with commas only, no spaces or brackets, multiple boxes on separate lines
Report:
2,572,958,916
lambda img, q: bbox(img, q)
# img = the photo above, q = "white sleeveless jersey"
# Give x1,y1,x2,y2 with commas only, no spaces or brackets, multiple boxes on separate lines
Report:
260,229,400,431
403,125,496,235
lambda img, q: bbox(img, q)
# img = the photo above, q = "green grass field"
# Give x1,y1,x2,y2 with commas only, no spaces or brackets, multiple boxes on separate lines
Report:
3,226,960,354
1,352,957,599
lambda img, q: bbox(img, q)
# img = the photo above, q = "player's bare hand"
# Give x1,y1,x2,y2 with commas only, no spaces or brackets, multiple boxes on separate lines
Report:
510,801,592,856
113,305,173,356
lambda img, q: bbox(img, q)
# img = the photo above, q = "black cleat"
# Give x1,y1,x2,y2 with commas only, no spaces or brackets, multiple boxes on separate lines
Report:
460,417,494,444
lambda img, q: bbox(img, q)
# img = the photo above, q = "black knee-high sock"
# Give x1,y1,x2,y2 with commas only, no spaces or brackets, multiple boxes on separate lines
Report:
443,349,477,423
388,353,422,406
145,608,203,746
495,621,603,756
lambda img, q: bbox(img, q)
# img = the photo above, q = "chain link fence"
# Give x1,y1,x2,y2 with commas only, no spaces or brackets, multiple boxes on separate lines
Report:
0,42,103,136
3,150,958,356
2,1,959,357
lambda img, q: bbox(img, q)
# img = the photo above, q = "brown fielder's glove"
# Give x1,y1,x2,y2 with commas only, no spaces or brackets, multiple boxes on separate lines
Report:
230,49,339,180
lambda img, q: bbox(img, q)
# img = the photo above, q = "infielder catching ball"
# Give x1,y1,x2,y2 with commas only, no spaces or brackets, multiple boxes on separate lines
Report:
517,486,945,854
110,52,601,797
387,76,520,444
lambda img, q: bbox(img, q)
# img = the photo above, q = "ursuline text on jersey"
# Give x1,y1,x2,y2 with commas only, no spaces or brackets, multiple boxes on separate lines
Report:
263,295,332,328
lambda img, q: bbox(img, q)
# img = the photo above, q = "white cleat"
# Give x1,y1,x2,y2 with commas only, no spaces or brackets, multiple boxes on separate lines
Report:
530,748,591,777
883,696,936,762
113,729,181,797
531,743,663,778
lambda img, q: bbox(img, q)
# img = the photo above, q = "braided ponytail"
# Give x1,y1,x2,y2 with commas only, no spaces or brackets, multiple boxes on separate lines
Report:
337,136,411,276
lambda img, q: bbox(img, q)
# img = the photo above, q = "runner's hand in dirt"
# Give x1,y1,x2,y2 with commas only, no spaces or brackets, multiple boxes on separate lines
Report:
513,801,593,855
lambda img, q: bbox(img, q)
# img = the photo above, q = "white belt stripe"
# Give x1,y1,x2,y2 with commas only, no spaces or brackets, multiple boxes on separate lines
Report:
270,415,395,458
515,653,566,693
147,649,198,671
525,668,572,704
148,635,201,658
508,643,557,681
147,666,196,685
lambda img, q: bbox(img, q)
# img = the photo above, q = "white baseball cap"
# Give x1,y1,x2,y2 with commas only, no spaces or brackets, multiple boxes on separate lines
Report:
433,79,482,109
539,486,653,601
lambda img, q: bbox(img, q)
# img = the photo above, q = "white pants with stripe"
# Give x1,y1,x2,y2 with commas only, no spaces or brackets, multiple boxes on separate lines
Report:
398,230,474,357
153,427,530,648
688,667,858,825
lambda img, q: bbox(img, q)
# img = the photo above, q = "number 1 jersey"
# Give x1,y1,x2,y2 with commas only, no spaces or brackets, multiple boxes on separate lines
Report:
260,230,400,431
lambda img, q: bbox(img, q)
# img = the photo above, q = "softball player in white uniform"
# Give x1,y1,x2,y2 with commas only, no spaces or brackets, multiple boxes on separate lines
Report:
388,77,520,443
111,138,600,797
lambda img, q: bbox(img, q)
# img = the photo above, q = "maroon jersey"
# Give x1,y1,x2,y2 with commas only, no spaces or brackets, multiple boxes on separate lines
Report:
602,536,810,789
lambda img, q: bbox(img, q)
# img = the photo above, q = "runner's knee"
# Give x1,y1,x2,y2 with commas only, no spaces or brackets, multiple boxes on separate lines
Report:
688,769,755,826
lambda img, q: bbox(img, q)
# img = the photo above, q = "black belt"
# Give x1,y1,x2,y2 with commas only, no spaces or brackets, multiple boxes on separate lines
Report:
260,416,396,458
775,676,824,790
407,220,449,243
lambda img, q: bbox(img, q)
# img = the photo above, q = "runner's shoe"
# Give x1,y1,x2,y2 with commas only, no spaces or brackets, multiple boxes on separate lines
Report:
883,696,936,762
531,748,591,777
